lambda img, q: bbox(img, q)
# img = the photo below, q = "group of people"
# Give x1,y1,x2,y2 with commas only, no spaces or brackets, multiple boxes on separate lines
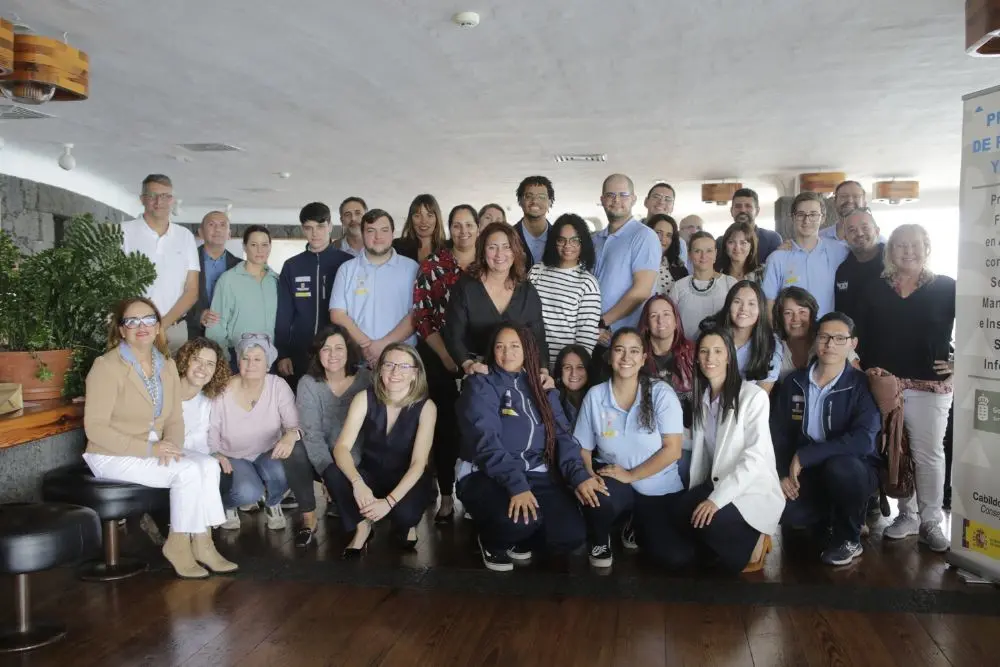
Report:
82,171,955,578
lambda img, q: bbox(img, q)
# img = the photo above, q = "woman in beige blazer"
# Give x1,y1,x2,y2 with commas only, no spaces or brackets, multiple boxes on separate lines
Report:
674,326,785,574
83,296,236,578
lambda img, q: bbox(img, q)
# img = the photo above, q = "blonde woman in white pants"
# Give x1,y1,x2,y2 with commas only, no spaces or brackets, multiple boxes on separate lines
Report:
83,297,235,578
854,224,956,552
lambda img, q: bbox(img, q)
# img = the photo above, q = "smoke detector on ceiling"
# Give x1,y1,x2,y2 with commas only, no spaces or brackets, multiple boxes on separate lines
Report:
452,12,480,28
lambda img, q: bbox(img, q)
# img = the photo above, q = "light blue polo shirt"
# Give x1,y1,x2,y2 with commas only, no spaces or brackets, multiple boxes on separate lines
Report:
806,363,845,442
735,334,784,385
329,249,419,345
592,218,661,331
761,237,849,317
574,380,684,496
522,222,549,266
678,236,688,267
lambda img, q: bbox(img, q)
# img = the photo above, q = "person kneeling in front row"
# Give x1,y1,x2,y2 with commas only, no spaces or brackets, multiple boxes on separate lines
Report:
328,343,436,558
772,312,880,566
456,325,602,572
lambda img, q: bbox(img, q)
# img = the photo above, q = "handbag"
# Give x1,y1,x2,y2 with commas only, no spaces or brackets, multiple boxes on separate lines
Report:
0,383,23,416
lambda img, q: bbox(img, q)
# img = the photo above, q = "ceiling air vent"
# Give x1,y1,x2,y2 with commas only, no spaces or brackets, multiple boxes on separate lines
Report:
238,187,281,194
553,153,607,163
0,104,54,120
178,142,244,153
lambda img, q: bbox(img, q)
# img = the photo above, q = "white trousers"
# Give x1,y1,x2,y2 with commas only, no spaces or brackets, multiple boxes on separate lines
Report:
83,450,226,534
899,389,953,525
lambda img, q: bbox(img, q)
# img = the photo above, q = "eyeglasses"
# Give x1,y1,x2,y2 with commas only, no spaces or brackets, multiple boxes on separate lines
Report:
142,193,174,202
522,194,550,203
792,212,822,222
555,236,582,247
815,333,852,346
647,194,674,204
241,333,272,342
382,362,416,374
120,315,159,329
602,192,633,201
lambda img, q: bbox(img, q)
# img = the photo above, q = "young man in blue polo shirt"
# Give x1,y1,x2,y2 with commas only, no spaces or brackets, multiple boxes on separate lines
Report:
771,312,881,566
592,174,661,339
330,209,420,365
762,191,850,318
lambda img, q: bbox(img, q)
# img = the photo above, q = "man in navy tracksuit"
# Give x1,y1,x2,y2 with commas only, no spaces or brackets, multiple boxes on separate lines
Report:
275,202,352,389
455,365,594,572
771,312,881,567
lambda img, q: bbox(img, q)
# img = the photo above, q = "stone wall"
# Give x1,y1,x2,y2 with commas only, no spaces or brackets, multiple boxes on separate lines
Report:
0,174,130,253
0,429,86,503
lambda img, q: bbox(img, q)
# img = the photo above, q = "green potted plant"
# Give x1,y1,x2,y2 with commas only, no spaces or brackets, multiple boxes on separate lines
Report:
0,214,156,399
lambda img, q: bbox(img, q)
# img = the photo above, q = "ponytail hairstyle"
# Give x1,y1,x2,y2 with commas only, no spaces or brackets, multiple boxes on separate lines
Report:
607,327,657,432
713,280,775,382
691,327,742,429
486,324,559,469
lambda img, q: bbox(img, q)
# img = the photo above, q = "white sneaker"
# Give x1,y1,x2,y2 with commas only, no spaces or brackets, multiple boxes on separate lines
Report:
883,512,920,540
221,509,240,531
919,522,950,553
265,504,287,530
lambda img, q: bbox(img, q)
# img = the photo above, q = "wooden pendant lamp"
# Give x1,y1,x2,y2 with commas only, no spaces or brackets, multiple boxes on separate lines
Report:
0,31,89,104
701,182,743,205
967,0,1000,56
798,172,846,193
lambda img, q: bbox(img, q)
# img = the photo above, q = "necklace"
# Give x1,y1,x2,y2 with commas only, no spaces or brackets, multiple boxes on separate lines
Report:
690,276,717,294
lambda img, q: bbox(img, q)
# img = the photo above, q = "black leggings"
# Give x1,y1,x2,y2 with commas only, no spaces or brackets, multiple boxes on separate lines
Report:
326,461,433,534
418,340,461,496
280,441,339,514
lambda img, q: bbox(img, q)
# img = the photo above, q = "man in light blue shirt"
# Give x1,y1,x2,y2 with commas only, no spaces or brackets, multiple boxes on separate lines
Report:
592,174,661,335
511,175,553,269
330,209,419,365
643,182,689,266
762,191,849,317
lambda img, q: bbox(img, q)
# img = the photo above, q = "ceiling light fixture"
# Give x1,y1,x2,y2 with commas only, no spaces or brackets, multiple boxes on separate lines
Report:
277,171,291,179
172,198,183,217
967,0,1000,56
452,12,480,28
799,171,846,194
872,180,920,205
0,19,13,76
57,143,74,170
701,182,743,206
0,28,88,105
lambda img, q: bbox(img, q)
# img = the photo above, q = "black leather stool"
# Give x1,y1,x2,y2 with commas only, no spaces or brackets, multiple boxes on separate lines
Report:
42,465,169,581
0,502,100,653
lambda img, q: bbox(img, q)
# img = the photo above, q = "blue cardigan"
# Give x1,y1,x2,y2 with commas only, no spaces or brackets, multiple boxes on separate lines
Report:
457,369,590,495
770,364,881,477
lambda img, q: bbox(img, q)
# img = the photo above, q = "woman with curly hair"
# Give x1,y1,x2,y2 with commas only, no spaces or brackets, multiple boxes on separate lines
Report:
176,337,232,456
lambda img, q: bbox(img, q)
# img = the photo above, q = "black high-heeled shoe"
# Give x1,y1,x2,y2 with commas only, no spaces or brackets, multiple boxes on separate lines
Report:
341,525,375,560
402,527,418,551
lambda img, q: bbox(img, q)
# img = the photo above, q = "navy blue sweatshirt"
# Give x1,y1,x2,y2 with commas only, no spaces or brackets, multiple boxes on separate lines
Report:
275,245,352,365
770,364,881,476
457,369,590,495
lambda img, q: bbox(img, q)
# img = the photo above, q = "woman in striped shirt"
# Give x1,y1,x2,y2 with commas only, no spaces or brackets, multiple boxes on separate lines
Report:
527,214,602,369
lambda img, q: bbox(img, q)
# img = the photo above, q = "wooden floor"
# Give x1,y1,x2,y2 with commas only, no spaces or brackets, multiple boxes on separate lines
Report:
1,496,998,667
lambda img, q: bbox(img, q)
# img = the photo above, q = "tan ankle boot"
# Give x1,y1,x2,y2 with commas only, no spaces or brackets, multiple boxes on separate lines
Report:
162,532,209,579
191,532,239,573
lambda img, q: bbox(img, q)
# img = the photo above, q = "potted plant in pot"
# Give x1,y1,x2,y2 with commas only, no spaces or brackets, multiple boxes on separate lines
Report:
0,214,156,400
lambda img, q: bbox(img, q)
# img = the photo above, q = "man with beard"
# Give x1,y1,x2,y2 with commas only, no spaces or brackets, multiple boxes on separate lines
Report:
833,208,884,323
719,187,782,264
330,209,419,365
644,182,688,266
334,196,367,257
822,181,866,242
188,211,240,339
592,174,661,345
512,175,554,268
275,202,353,386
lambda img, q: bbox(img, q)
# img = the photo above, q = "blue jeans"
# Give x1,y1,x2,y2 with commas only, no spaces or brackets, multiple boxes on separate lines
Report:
220,450,289,509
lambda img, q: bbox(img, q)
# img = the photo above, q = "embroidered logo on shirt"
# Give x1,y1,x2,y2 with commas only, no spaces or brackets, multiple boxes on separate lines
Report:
355,273,369,296
600,409,618,438
500,390,519,417
295,275,312,297
791,395,804,421
784,274,799,285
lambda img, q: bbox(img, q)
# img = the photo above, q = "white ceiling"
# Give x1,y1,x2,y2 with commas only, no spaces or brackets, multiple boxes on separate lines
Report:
1,0,998,223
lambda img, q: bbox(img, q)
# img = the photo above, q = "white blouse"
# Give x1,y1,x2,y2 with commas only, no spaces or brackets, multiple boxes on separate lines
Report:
182,392,212,454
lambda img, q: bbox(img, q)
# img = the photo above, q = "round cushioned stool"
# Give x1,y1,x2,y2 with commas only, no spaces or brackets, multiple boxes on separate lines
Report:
42,465,169,582
0,502,101,653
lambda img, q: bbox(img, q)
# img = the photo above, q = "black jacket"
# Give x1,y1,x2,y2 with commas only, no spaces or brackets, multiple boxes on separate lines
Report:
186,247,241,339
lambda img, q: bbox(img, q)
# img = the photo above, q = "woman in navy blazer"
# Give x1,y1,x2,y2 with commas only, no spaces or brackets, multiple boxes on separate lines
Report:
455,325,605,572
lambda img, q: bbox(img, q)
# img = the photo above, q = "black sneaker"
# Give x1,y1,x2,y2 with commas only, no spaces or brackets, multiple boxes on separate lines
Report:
589,536,613,568
281,491,299,510
478,536,513,572
621,518,639,552
506,545,533,563
326,503,339,518
294,527,315,549
820,540,863,566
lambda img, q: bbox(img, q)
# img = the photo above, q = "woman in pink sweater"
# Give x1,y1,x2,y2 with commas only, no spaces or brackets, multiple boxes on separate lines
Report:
209,334,301,531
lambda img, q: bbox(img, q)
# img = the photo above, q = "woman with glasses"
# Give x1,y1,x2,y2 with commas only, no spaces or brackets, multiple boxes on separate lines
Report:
527,213,602,367
553,344,592,428
670,327,784,574
282,325,371,548
328,343,436,558
412,204,480,522
444,221,550,374
645,214,689,295
669,232,737,341
83,298,232,579
209,334,299,532
206,225,280,368
574,327,685,570
713,281,783,394
854,224,956,553
456,325,597,572
393,194,446,263
717,221,765,283
478,203,507,230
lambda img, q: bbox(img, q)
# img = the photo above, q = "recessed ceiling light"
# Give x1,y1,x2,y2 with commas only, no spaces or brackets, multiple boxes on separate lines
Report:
178,142,243,153
553,153,607,163
452,12,480,28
